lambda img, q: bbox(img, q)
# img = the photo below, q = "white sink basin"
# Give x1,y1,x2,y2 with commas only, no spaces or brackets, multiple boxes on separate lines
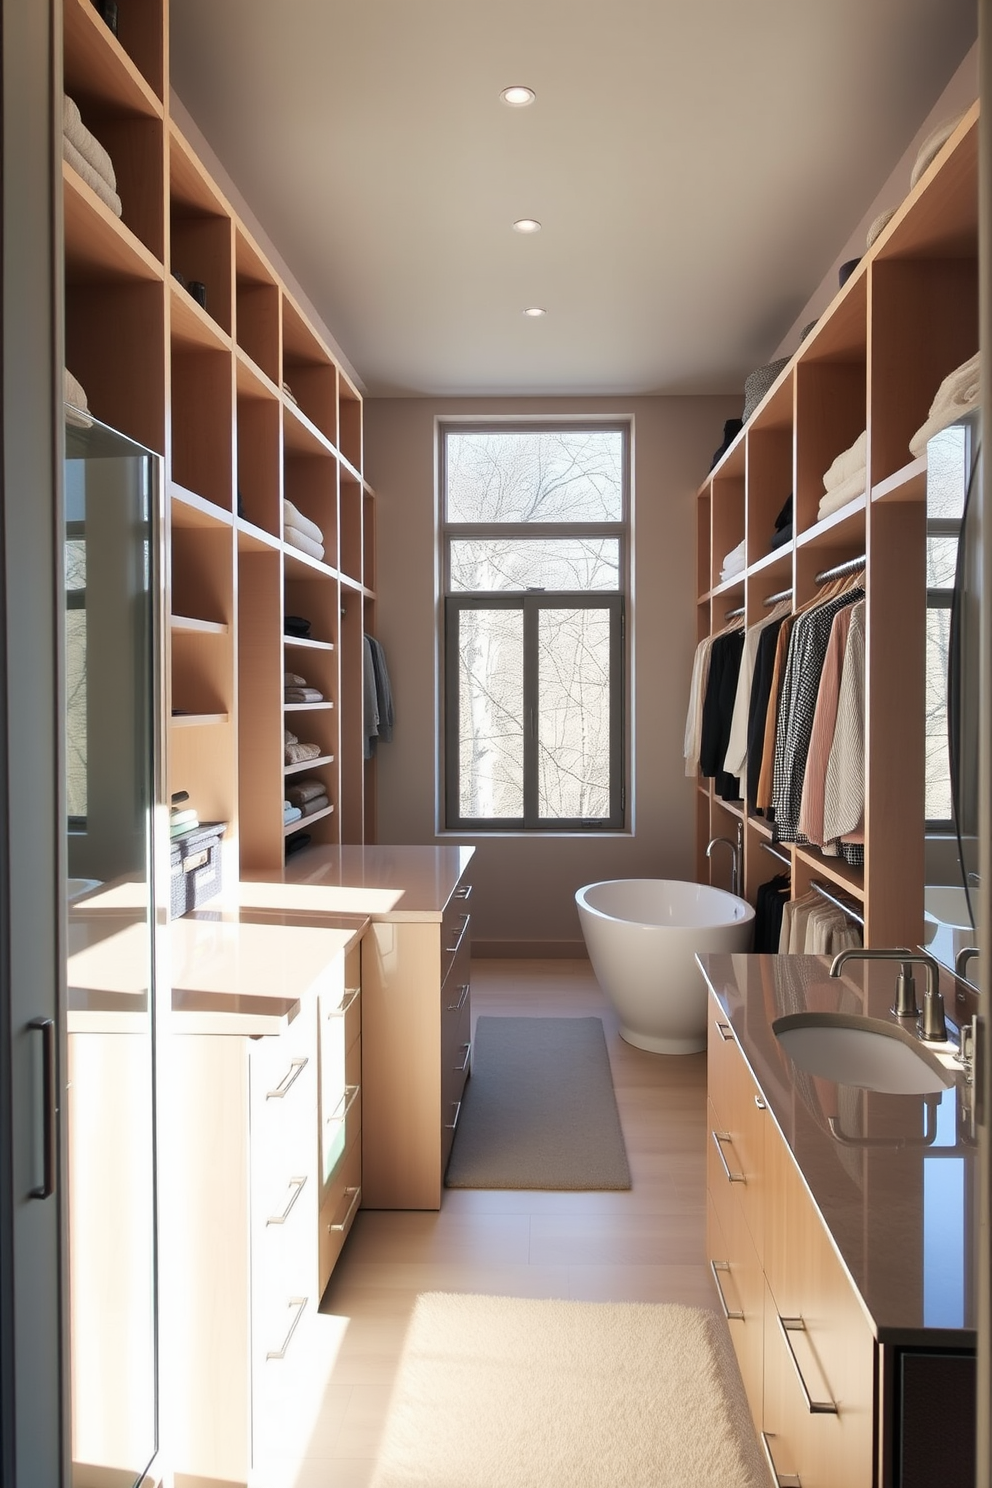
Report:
772,1012,954,1095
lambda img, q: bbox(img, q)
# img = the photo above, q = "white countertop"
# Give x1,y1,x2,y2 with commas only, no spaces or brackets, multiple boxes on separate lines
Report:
239,843,475,922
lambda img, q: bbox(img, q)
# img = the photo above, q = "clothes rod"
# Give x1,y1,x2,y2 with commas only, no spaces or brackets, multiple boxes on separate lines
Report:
725,605,745,620
763,587,792,606
810,878,865,929
759,839,792,869
814,553,866,586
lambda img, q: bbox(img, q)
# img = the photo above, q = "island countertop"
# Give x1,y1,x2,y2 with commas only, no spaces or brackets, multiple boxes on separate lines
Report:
239,843,475,922
696,952,977,1346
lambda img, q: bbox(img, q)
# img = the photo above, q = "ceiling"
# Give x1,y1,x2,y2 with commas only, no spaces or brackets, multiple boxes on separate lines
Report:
169,0,976,399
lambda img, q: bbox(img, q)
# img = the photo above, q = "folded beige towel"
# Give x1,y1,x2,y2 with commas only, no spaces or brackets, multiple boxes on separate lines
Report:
285,686,324,703
63,135,122,217
866,208,895,249
282,380,298,407
822,430,867,492
283,499,324,546
64,367,93,428
286,778,327,807
909,352,981,457
910,113,965,190
285,740,322,766
284,671,308,688
817,468,866,520
284,525,325,563
284,728,298,747
63,95,117,191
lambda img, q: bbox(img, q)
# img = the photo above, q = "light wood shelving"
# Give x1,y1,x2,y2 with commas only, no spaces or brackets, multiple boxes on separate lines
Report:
62,0,379,881
694,102,980,949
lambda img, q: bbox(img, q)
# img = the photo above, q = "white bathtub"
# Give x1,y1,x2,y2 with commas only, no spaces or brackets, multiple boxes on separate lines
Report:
575,878,755,1054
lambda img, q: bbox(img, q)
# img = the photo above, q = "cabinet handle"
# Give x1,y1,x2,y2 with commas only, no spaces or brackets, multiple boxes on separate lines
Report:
266,1296,307,1360
755,1095,766,1110
328,987,360,1017
445,914,470,955
454,883,472,901
446,982,470,1012
445,1099,462,1131
29,1017,56,1200
709,1260,744,1322
761,1431,802,1488
326,1083,360,1126
329,1184,361,1232
777,1315,838,1415
712,1129,745,1183
266,1056,308,1100
267,1175,307,1225
454,1041,471,1074
715,1020,734,1043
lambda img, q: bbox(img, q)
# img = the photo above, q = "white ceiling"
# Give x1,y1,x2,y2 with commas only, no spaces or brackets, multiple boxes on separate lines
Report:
169,0,975,399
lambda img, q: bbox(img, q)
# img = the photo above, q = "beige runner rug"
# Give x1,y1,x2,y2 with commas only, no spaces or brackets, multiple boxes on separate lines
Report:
370,1292,766,1488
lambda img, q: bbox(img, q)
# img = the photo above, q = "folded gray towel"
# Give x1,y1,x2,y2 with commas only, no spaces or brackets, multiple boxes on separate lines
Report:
63,94,117,192
63,135,122,217
300,793,330,817
285,686,324,703
284,671,308,688
285,740,322,765
286,778,327,807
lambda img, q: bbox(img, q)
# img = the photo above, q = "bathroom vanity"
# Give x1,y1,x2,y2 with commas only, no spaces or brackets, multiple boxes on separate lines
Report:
697,952,976,1488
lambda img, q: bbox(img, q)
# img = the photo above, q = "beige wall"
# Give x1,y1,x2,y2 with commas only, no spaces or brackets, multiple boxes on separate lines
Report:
364,394,738,954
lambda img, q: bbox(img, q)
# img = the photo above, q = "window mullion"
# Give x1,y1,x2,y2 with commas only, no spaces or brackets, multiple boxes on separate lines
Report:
522,597,540,828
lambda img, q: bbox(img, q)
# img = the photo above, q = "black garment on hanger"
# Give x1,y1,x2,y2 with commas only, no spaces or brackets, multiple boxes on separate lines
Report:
699,629,745,800
753,873,790,953
745,616,787,812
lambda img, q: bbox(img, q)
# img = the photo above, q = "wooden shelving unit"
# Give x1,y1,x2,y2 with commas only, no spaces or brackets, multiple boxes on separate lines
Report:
694,102,980,949
62,0,378,881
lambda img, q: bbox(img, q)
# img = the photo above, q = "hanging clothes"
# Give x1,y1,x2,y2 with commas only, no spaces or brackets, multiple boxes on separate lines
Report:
724,598,792,782
699,626,745,800
753,872,790,953
683,633,714,777
363,634,395,759
746,615,788,811
823,601,866,844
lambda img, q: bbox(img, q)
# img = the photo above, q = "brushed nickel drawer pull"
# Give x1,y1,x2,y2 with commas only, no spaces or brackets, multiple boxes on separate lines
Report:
329,1184,361,1232
715,1020,734,1043
712,1129,745,1183
326,1083,360,1126
445,1099,462,1131
755,1095,766,1110
445,914,470,955
267,1175,306,1225
761,1431,802,1487
454,883,472,900
266,1056,308,1100
454,1041,471,1074
778,1315,838,1414
709,1260,744,1321
266,1296,307,1360
446,982,470,1012
328,987,360,1017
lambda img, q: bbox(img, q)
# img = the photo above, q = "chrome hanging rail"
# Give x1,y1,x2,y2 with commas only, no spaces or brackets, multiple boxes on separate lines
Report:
814,553,866,586
763,587,793,606
759,839,792,870
725,605,746,621
810,878,865,929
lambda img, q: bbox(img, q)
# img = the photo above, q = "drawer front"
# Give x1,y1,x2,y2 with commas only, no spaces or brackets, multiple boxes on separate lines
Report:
440,880,472,988
319,979,362,1198
707,997,765,1258
706,1184,763,1426
319,1128,362,1293
250,1010,317,1165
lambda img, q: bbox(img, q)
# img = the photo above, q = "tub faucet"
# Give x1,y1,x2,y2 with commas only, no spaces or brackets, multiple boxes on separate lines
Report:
706,828,741,898
829,947,948,1043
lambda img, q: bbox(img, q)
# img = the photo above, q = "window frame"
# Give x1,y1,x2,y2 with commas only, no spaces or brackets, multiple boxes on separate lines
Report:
439,419,630,834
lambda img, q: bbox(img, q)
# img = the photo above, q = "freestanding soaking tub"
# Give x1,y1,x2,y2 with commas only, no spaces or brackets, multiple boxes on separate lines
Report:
575,879,755,1053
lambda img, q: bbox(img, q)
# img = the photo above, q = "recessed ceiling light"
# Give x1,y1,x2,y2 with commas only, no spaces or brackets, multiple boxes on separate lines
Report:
513,219,542,234
522,307,546,317
500,85,535,107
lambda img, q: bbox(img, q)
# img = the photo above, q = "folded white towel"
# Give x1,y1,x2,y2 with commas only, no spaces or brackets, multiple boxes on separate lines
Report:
64,367,93,428
817,467,866,520
283,498,324,546
719,537,746,584
284,525,325,563
63,95,117,192
63,135,122,217
909,352,981,457
822,430,867,492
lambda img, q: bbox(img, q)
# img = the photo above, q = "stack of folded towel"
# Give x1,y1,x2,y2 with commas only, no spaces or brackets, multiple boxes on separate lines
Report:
720,538,746,584
64,367,93,429
818,430,867,520
282,381,299,407
63,95,122,217
170,790,199,839
284,499,325,562
285,670,324,704
285,727,322,766
283,800,303,827
286,777,330,818
909,352,981,457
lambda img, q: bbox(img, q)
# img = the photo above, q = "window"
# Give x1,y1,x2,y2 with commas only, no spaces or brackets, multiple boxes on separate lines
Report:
924,423,969,830
441,423,627,830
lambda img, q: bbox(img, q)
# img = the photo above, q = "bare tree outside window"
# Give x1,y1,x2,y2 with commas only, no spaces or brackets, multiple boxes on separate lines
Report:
924,425,968,825
442,425,627,831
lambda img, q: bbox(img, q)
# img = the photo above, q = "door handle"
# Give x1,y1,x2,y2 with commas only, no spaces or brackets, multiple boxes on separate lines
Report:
29,1017,56,1200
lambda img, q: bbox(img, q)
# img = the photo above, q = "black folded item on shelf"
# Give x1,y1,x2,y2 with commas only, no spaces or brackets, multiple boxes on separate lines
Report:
709,418,743,471
773,494,793,531
769,523,793,550
285,831,311,857
284,614,312,638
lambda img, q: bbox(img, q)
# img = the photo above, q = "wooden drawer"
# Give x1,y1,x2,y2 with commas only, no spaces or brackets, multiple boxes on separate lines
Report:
440,880,472,988
319,1128,362,1292
707,1181,764,1426
707,994,766,1258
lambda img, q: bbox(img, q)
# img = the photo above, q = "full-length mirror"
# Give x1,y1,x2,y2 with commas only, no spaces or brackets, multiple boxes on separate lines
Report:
63,414,161,1487
923,410,981,978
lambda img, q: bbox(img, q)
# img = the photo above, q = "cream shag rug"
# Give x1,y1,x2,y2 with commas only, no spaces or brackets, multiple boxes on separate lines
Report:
370,1293,766,1488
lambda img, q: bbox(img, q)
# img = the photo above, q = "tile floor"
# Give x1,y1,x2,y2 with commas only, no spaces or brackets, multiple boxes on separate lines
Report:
264,957,716,1487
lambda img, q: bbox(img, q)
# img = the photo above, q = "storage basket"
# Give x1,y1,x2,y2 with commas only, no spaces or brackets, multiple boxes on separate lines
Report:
170,821,226,918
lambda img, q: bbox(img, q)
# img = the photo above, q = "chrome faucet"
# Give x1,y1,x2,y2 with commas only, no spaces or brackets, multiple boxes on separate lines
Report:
705,823,742,898
829,947,948,1043
956,946,980,981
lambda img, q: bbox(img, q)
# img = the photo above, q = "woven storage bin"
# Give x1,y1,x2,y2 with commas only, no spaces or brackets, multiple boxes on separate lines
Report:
170,822,225,918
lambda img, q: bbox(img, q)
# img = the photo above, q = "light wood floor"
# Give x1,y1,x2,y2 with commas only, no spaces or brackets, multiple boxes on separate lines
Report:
267,958,715,1487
